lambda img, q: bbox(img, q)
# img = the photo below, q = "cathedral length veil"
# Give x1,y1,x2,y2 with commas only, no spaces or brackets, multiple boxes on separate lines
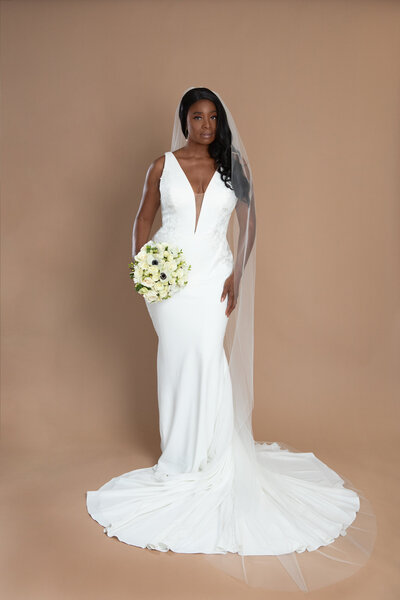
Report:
170,87,376,592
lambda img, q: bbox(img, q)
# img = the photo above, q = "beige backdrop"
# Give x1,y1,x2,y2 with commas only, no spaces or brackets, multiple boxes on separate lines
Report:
1,0,399,598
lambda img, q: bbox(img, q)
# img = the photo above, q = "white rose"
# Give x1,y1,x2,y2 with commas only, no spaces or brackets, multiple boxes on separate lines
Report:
167,260,177,271
148,265,159,276
146,290,158,302
135,250,147,262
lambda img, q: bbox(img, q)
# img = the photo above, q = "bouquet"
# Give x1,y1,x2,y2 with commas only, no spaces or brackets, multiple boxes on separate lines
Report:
129,240,191,303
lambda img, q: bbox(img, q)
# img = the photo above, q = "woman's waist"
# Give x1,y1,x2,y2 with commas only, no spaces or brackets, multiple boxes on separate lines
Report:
151,227,233,274
153,226,230,251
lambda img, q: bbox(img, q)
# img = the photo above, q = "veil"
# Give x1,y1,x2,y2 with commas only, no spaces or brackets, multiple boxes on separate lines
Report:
169,87,376,592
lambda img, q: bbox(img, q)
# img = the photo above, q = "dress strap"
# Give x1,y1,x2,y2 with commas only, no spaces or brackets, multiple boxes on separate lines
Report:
160,151,169,181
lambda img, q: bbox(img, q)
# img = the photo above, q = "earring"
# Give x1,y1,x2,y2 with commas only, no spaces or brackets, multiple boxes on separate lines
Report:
184,128,188,138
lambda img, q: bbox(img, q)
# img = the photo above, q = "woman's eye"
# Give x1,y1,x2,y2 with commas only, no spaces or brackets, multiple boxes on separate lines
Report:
193,115,217,120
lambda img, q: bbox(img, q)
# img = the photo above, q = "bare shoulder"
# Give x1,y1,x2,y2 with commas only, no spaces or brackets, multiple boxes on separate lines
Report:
145,152,167,184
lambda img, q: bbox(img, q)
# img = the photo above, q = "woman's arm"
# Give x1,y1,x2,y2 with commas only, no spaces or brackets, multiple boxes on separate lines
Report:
131,155,165,258
221,196,256,317
233,193,256,284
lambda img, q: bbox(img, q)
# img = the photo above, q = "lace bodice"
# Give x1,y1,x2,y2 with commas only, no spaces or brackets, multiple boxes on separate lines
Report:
152,152,237,246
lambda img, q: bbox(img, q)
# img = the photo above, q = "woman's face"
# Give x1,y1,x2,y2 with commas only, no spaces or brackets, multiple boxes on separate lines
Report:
186,99,217,145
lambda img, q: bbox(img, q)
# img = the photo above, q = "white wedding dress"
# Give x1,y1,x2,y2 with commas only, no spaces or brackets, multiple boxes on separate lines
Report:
86,151,376,591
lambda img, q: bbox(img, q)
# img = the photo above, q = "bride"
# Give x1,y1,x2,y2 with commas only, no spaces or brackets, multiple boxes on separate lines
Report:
86,86,376,592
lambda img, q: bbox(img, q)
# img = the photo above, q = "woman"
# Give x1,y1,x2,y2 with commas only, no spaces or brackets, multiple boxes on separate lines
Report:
86,87,376,592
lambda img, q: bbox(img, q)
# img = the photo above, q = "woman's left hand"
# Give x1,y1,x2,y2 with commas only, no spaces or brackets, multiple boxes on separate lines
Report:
221,272,237,317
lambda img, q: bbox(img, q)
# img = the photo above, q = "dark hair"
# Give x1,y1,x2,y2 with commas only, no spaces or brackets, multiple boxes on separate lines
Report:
178,87,250,203
178,87,233,191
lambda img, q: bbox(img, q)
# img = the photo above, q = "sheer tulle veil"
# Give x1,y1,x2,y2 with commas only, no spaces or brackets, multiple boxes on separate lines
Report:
169,86,376,592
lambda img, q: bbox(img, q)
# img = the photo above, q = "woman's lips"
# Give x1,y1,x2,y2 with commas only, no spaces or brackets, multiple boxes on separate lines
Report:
201,133,213,137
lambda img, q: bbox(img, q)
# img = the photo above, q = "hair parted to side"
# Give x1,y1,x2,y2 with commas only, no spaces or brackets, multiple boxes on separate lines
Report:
178,87,232,190
178,87,250,203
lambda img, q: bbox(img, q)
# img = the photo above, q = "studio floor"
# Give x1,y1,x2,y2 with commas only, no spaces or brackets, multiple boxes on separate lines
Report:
1,438,397,600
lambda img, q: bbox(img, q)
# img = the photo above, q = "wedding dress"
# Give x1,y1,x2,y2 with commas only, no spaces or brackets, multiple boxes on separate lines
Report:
86,149,376,591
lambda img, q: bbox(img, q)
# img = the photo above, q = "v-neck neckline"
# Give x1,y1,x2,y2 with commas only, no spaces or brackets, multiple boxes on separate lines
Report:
170,151,218,197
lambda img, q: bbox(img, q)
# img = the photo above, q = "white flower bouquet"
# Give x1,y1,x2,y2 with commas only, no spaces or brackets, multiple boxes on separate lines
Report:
129,240,191,303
